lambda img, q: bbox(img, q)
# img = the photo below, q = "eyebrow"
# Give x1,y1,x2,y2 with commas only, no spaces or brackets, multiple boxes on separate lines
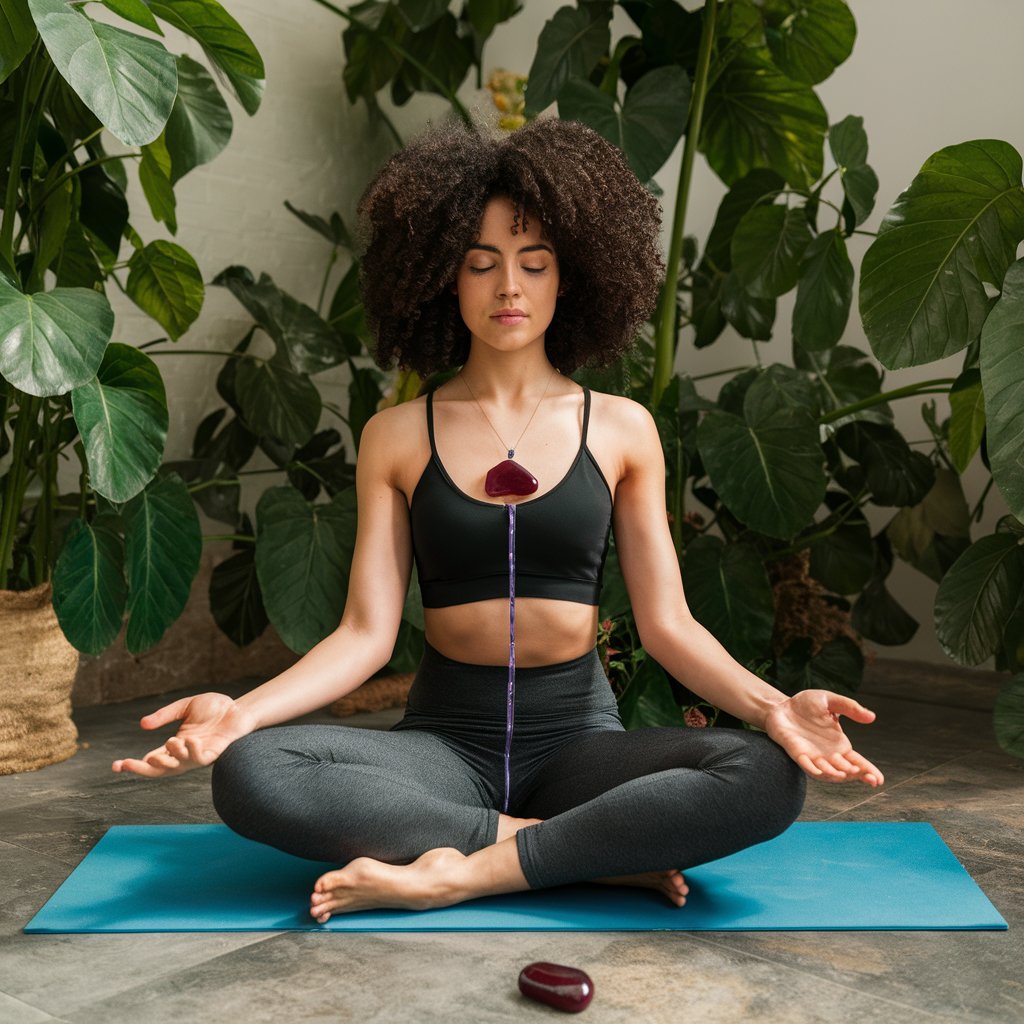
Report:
466,243,554,255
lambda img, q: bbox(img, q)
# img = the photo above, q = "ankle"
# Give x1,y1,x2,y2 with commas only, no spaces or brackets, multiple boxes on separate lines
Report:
496,814,543,844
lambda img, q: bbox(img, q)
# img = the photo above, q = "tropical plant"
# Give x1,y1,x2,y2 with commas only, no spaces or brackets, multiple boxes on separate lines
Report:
170,206,425,672
0,0,264,654
304,0,1024,757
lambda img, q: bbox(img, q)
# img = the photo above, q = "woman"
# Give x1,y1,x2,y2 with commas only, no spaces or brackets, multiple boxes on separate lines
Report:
114,118,883,924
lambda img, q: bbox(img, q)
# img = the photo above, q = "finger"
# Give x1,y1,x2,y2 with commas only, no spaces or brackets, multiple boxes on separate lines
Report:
182,735,218,766
828,752,862,775
813,756,847,781
825,694,877,724
165,736,189,760
796,753,823,777
140,698,192,731
846,750,885,787
112,757,173,778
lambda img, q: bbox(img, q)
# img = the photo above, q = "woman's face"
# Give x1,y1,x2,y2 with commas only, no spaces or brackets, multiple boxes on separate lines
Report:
453,194,560,356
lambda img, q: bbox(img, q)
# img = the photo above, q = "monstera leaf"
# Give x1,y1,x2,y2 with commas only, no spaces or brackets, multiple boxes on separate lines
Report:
860,140,1024,369
71,343,168,502
255,486,358,653
979,258,1024,521
681,534,775,667
29,0,177,146
52,514,128,655
0,277,112,396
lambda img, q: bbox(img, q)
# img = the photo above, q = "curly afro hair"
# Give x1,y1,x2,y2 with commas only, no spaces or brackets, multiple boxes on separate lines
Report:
356,116,664,377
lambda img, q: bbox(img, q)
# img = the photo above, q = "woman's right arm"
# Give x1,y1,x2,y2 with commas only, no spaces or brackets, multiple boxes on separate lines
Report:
112,408,416,777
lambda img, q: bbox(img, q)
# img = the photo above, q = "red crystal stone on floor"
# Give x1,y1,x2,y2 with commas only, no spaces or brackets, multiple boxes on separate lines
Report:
485,459,538,497
518,962,594,1013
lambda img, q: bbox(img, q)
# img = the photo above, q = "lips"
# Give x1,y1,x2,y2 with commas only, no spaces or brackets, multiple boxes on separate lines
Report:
491,308,527,325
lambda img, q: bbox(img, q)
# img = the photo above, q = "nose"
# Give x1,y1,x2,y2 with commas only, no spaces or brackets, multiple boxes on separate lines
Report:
497,264,522,298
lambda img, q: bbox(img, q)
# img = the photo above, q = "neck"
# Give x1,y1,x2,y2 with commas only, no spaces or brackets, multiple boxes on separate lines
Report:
460,342,557,402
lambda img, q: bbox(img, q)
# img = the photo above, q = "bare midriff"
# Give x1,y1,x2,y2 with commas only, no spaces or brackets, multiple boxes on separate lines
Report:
423,597,599,667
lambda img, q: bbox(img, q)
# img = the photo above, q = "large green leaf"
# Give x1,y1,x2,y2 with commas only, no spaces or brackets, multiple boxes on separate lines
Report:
934,533,1024,666
859,140,1024,369
792,229,853,351
701,49,828,189
122,471,202,652
808,513,873,594
255,486,358,653
834,420,934,507
697,373,826,540
102,0,162,34
557,64,689,183
147,0,265,115
162,53,233,183
209,545,268,647
28,0,177,146
138,134,177,234
681,533,775,667
620,656,682,730
774,635,862,698
731,203,813,298
1,0,37,85
799,343,889,430
979,258,1024,521
994,674,1024,758
761,0,855,85
524,5,610,116
947,367,985,474
126,240,204,341
235,355,321,447
396,0,447,30
393,11,472,101
213,266,347,374
0,277,112,396
51,514,127,655
851,578,917,646
720,270,776,340
702,169,785,273
71,343,168,502
342,0,406,105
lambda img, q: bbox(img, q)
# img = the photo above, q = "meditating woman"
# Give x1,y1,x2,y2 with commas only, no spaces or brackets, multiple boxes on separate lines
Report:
113,117,884,924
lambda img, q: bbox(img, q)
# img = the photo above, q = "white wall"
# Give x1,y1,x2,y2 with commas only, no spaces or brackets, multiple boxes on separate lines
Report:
109,0,1023,666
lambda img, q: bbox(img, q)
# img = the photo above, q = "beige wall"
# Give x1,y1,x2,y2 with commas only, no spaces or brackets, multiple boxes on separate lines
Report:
103,0,1022,677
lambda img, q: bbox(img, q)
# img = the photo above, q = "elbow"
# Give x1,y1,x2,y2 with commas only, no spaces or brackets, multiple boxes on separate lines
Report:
637,612,699,661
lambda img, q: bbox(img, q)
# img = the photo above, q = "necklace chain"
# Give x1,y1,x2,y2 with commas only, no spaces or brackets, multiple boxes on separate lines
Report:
460,369,557,458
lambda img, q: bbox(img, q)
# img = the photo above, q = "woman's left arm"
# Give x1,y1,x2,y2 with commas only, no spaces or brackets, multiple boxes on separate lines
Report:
609,398,884,787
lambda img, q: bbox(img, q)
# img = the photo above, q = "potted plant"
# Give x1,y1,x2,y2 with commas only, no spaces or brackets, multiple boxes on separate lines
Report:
0,0,265,772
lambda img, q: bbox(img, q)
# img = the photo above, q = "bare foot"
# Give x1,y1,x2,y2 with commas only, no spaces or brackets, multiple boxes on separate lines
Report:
309,847,468,922
591,868,689,907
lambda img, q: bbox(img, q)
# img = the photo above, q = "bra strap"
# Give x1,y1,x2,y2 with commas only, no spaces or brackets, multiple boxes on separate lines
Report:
581,386,592,446
426,389,438,456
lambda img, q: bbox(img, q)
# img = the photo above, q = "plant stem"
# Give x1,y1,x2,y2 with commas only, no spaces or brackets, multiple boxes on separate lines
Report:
820,378,956,423
317,247,338,316
651,0,717,406
203,533,257,544
308,0,475,127
0,393,41,586
0,41,39,270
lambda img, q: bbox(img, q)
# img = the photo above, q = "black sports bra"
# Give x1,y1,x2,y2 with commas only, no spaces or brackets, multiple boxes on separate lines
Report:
410,386,613,608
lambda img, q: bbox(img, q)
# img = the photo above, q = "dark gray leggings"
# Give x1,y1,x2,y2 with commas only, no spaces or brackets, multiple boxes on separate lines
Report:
211,644,806,889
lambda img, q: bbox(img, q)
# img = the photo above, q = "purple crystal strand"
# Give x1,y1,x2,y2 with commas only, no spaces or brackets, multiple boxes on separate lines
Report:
502,501,517,814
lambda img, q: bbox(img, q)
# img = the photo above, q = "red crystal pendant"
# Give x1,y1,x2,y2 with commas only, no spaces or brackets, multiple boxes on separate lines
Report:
485,459,538,497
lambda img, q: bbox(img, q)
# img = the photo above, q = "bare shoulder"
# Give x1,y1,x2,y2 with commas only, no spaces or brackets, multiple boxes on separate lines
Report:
586,389,661,486
588,389,659,452
356,397,428,479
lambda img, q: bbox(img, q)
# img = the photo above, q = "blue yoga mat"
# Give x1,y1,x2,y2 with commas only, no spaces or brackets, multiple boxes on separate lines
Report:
24,822,1006,933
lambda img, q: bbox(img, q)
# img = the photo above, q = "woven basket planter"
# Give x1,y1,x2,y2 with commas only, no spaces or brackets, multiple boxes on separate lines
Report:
0,582,80,775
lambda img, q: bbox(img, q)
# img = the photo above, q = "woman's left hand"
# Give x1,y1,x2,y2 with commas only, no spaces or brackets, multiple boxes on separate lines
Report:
763,691,885,787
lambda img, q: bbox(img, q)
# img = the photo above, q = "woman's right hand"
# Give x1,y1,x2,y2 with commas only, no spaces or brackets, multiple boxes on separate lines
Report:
112,692,256,778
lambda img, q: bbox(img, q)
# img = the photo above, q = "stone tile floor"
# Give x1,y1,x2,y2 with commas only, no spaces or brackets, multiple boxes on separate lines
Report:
1,661,1021,1023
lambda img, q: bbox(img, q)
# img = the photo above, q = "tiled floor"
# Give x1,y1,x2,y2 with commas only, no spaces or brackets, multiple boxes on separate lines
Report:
1,662,1021,1023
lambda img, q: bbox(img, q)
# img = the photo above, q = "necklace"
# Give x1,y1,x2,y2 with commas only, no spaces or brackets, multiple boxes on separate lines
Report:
460,369,557,497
